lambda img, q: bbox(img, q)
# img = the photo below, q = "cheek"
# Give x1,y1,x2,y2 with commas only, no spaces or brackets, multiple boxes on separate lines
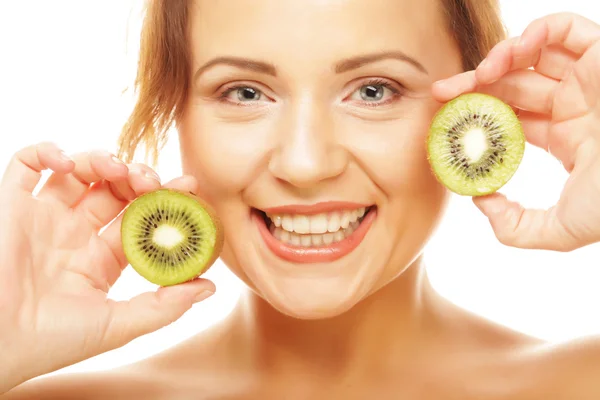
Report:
345,100,450,268
345,100,442,194
178,106,273,198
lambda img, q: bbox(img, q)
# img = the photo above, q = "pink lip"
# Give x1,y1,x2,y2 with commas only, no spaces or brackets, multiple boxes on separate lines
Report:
260,201,371,216
253,207,377,263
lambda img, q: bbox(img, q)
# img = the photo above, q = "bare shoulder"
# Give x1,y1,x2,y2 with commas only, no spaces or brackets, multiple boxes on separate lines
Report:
470,335,600,399
443,303,600,398
2,323,236,400
518,336,600,398
1,368,171,400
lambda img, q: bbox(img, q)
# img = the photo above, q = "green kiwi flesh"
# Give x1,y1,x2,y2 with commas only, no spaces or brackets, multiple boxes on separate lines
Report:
427,93,525,196
121,189,223,286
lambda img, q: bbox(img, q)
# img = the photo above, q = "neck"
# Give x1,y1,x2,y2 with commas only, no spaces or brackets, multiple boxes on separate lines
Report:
227,256,450,374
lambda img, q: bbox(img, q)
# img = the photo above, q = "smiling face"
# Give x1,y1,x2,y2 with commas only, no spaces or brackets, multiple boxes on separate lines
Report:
178,0,464,319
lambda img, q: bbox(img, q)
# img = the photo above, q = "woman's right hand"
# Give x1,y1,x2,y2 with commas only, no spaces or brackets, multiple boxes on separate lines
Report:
0,143,216,393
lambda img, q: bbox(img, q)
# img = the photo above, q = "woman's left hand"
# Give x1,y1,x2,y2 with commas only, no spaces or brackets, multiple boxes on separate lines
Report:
432,12,600,252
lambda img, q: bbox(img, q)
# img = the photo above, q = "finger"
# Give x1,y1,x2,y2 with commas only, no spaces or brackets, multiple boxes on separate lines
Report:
478,40,578,83
481,69,557,115
518,110,551,152
100,175,200,281
109,164,161,202
506,110,580,172
37,151,128,207
431,70,477,103
433,69,557,115
533,45,578,81
75,164,162,230
105,278,215,350
477,13,600,84
1,142,74,193
518,13,600,57
473,192,577,251
475,37,523,84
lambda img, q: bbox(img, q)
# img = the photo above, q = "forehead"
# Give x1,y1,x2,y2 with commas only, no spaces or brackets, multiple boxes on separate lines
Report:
189,0,460,77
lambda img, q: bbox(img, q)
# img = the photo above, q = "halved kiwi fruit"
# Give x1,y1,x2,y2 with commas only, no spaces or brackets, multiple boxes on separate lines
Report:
121,189,224,286
427,93,525,196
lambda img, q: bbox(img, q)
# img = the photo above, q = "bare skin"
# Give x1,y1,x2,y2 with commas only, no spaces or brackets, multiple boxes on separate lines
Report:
3,0,600,399
6,266,600,399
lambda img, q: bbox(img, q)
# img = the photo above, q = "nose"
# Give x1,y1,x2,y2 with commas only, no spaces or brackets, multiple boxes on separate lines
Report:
268,98,348,188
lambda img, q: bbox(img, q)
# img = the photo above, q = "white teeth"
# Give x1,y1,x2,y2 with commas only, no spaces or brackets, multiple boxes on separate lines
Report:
340,212,350,229
271,216,361,248
311,234,323,246
310,213,328,234
266,207,369,234
292,215,310,234
333,230,344,242
323,233,334,245
300,235,312,246
327,212,341,232
282,215,293,232
290,233,301,246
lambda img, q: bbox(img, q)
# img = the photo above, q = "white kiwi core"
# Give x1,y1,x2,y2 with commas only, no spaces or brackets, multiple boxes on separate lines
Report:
462,127,488,163
153,225,185,249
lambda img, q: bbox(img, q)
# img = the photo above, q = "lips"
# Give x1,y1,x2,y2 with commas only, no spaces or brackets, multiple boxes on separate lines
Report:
252,203,377,263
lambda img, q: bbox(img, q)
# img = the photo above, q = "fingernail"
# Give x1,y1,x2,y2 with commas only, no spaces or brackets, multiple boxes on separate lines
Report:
144,171,161,183
477,58,488,70
111,155,125,165
514,37,526,51
193,290,214,303
433,79,446,89
59,150,72,162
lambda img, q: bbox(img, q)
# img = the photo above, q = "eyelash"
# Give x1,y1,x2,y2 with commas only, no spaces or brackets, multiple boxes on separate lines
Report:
354,78,403,107
216,78,404,107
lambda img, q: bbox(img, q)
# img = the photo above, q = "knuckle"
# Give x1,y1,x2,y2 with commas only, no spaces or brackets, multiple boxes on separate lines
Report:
128,162,149,171
494,229,514,247
89,149,113,162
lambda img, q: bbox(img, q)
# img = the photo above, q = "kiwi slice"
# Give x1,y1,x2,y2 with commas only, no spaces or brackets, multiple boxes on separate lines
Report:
427,93,525,196
121,189,224,286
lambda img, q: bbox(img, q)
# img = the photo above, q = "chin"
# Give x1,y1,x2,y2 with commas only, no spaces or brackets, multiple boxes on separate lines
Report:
256,272,377,320
216,193,434,320
218,201,392,320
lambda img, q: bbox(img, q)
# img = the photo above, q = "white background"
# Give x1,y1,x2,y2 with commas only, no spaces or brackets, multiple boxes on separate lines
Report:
0,1,599,375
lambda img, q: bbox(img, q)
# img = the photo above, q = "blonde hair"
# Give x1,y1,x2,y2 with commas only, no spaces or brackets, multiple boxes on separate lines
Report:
117,0,507,164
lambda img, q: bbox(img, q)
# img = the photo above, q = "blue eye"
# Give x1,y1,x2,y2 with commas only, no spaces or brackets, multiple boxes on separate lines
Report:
350,80,400,104
220,86,264,103
235,87,262,101
359,84,386,101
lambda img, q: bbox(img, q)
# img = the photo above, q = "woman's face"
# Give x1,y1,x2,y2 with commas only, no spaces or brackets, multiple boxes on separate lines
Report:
179,0,463,319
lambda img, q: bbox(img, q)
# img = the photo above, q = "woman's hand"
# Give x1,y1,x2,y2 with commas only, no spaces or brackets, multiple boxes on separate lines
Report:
0,143,215,391
432,12,600,252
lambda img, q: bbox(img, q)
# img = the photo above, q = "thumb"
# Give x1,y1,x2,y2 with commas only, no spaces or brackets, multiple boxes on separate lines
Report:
472,192,575,251
105,278,215,348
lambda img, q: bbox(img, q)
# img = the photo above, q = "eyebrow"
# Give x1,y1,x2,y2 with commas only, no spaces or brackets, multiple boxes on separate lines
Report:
193,50,427,80
194,57,278,80
335,51,428,75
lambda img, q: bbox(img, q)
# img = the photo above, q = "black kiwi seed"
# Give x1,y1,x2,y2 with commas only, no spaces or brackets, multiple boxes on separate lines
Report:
121,189,225,286
427,93,525,196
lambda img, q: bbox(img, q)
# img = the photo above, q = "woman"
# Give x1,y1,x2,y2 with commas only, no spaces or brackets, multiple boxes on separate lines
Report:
2,0,600,398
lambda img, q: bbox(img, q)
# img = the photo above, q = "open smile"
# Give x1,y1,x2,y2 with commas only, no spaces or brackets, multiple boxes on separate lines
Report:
252,202,377,263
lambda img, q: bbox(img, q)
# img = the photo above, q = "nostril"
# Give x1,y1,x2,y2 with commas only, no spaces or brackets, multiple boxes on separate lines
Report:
267,142,349,188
